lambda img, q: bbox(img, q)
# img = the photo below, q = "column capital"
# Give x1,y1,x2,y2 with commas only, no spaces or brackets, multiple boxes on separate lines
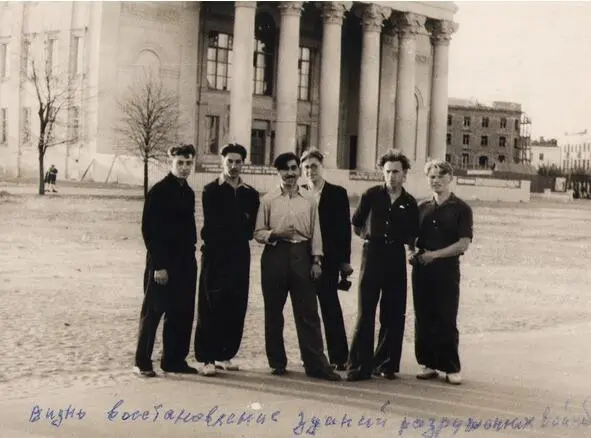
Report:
318,1,352,25
357,4,391,33
393,12,427,38
427,19,459,45
278,1,303,16
234,1,257,9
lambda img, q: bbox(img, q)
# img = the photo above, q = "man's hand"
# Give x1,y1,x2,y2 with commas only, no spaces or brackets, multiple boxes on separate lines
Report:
154,269,169,285
339,263,354,277
272,224,297,241
418,251,438,266
310,263,322,280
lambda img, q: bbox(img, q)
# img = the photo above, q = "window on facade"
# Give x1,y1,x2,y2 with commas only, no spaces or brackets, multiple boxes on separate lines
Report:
478,155,488,167
500,117,507,129
480,135,488,146
482,116,489,128
296,124,310,157
462,134,470,145
207,31,233,91
499,136,506,147
514,119,519,130
253,12,276,96
22,107,31,143
446,133,451,145
298,47,312,101
447,114,452,126
498,155,505,163
71,106,80,141
445,153,451,163
0,108,7,144
0,43,8,78
539,153,544,161
46,38,58,76
514,138,519,148
205,115,220,154
463,116,470,127
461,152,470,168
23,40,32,76
72,36,83,75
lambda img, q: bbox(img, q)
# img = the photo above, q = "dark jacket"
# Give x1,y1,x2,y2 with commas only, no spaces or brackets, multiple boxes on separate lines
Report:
141,173,197,270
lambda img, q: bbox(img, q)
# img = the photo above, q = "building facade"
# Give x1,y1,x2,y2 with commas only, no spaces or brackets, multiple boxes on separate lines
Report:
446,98,522,170
529,138,561,169
558,130,591,172
0,1,457,183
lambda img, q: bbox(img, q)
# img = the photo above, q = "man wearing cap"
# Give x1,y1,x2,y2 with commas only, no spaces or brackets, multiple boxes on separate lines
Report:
254,152,341,381
194,143,260,377
134,144,199,377
300,148,352,371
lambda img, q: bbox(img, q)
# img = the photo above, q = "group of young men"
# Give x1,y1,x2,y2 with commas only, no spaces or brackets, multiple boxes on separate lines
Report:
133,142,473,385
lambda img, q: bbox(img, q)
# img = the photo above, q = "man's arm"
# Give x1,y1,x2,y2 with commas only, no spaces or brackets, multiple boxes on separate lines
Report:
338,186,352,264
245,190,261,240
254,196,274,244
141,186,169,270
351,190,371,237
201,184,223,246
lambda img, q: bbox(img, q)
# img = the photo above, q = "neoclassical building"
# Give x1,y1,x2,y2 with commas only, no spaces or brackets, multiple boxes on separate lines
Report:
0,1,457,183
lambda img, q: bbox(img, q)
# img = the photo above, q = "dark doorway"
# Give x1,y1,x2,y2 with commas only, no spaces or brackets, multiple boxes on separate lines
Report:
348,135,358,170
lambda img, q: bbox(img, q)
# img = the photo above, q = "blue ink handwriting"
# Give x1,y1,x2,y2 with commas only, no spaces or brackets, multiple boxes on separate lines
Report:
29,404,86,428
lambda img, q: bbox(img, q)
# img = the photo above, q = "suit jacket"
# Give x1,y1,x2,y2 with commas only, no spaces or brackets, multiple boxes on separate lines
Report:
304,181,352,268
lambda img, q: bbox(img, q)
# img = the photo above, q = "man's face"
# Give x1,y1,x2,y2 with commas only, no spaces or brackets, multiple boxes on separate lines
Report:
171,154,195,179
427,168,452,194
382,160,406,190
222,152,243,179
278,159,300,188
302,157,324,184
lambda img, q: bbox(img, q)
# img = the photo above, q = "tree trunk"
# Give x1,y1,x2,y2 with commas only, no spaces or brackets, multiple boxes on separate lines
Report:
143,157,149,199
38,150,45,195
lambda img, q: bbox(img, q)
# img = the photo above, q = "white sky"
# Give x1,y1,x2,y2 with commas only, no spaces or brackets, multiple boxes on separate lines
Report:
448,1,591,139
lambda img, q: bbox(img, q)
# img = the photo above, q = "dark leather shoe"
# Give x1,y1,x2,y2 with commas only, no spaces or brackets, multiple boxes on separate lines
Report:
271,368,287,376
379,371,397,380
346,370,372,382
133,366,157,378
331,363,348,371
161,363,198,374
306,369,342,381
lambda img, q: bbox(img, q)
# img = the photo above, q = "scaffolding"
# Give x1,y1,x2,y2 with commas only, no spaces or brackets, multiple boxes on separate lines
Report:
519,113,532,163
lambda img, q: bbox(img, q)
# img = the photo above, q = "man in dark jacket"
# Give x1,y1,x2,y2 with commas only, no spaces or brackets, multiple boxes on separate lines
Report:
194,143,260,376
134,144,198,377
301,148,353,371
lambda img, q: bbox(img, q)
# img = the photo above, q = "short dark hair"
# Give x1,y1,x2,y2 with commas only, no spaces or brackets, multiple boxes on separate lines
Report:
273,152,300,170
220,143,247,160
168,144,196,157
300,147,324,164
377,148,411,171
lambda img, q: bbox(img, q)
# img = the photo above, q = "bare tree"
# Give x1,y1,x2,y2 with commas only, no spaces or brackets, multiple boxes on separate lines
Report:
116,74,181,198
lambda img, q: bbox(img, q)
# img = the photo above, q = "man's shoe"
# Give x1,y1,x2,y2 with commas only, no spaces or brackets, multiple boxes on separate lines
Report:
215,360,239,371
346,370,372,382
201,363,217,376
271,367,287,376
378,371,397,380
416,366,438,380
306,369,342,382
162,363,198,374
446,372,462,385
133,366,157,378
331,363,347,371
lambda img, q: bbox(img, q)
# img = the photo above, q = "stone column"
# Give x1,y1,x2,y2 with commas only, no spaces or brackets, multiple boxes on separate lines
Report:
229,2,256,159
393,13,425,159
274,2,303,157
318,2,350,168
377,23,398,159
427,20,457,161
356,4,390,170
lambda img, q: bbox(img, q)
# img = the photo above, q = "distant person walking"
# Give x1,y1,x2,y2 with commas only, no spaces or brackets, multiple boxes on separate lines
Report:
412,160,473,385
45,165,58,193
194,143,260,377
134,144,199,378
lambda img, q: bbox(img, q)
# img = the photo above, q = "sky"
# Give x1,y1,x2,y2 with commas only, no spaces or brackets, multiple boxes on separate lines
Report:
448,1,591,140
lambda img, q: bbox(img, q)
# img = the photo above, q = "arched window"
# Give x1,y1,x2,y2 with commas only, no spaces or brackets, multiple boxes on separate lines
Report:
478,155,488,168
253,12,276,96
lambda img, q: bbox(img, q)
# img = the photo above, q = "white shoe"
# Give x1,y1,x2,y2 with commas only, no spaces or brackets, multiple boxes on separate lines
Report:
215,360,239,371
201,363,217,376
446,372,462,385
416,366,438,380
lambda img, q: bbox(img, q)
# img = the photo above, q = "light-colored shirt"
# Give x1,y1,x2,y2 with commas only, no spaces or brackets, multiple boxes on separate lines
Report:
254,185,323,256
303,179,325,204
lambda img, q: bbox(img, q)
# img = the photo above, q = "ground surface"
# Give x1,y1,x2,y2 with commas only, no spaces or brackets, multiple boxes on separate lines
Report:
1,183,590,437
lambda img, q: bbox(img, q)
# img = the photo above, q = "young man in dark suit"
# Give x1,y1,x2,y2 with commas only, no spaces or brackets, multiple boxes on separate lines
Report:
301,148,353,371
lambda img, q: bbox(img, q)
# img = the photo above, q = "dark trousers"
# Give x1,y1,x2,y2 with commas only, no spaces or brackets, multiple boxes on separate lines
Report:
316,261,349,365
261,241,330,373
348,242,407,375
134,254,197,371
194,244,250,363
412,258,461,373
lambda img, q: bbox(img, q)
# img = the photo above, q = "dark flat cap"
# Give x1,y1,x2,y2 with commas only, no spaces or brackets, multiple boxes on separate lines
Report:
221,143,247,160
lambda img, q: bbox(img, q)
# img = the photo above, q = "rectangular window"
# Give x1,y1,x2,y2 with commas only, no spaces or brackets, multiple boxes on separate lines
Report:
462,134,470,145
205,115,220,154
498,155,505,162
71,106,80,141
46,38,58,75
480,135,488,146
445,153,451,163
500,117,507,129
298,47,312,101
446,133,451,145
22,107,31,143
296,124,310,157
72,35,83,75
513,138,518,148
514,119,519,130
463,116,471,127
539,153,544,161
0,108,7,144
23,40,32,76
207,32,233,91
499,136,506,147
461,153,470,168
447,114,452,126
481,116,489,128
0,43,8,78
253,39,273,96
